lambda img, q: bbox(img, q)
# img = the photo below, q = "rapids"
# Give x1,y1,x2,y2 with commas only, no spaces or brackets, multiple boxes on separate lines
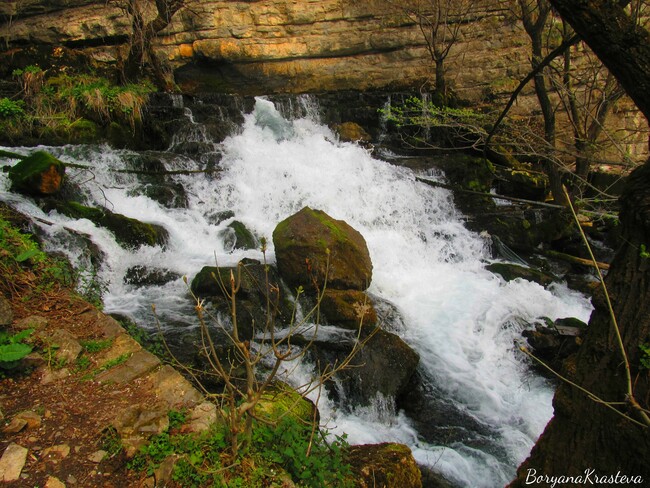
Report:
0,96,592,487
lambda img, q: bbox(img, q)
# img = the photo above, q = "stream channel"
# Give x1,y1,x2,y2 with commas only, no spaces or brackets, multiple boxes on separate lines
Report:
0,95,592,487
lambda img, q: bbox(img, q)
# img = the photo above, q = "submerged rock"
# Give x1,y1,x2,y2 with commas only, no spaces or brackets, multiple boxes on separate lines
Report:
124,266,181,286
273,206,373,291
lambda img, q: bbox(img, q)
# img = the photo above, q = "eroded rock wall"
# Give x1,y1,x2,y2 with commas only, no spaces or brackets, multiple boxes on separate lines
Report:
0,0,527,98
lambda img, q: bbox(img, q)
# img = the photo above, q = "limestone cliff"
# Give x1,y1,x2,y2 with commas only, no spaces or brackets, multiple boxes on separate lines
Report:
0,0,527,98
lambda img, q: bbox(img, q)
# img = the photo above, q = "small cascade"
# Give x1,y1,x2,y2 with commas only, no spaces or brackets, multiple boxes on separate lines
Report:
0,95,592,487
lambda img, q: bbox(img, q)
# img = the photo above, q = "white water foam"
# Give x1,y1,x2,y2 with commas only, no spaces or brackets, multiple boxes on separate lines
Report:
0,97,592,486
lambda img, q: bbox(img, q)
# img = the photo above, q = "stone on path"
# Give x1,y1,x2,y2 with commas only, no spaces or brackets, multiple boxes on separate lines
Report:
0,443,28,482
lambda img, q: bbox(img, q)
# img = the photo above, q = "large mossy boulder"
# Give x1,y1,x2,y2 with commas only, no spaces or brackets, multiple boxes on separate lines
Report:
44,201,169,249
7,151,65,196
273,207,373,291
348,443,422,488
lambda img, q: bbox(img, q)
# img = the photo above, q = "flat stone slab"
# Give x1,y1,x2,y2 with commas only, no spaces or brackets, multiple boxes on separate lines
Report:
0,443,28,482
148,365,203,408
96,333,141,363
96,350,160,384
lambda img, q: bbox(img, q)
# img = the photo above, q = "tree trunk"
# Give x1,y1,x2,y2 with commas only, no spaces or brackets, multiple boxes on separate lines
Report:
511,0,650,484
510,163,650,485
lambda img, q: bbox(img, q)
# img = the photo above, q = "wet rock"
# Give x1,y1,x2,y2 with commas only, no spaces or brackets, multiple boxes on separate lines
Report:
255,381,316,424
139,182,189,209
494,166,549,201
0,443,28,482
320,289,377,329
123,265,181,286
191,259,294,340
348,443,422,488
311,328,419,407
486,261,555,287
42,200,169,250
273,207,373,291
333,121,371,143
8,151,65,196
221,220,258,251
522,317,586,374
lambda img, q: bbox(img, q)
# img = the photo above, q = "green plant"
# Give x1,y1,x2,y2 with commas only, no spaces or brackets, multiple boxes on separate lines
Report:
80,338,112,353
168,409,187,430
640,343,650,370
100,426,123,457
640,244,650,259
97,353,131,373
0,328,34,369
0,98,25,119
253,416,352,488
72,355,92,373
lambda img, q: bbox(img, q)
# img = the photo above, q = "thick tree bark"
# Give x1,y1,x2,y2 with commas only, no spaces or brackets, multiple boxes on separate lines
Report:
511,0,650,485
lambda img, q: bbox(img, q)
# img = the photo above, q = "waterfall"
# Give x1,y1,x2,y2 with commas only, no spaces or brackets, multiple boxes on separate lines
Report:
0,96,592,487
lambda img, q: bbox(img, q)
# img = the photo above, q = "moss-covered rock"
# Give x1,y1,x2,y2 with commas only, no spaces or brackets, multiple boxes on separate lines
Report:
255,381,317,424
333,121,371,143
273,207,373,292
320,289,377,329
8,151,65,196
224,220,258,251
44,201,168,249
494,166,549,201
348,443,422,488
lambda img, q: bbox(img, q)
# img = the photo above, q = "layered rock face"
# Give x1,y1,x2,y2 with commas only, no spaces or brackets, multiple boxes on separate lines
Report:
0,0,527,98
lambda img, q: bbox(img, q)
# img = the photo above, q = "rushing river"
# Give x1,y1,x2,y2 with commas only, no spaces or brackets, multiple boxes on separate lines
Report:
0,96,592,487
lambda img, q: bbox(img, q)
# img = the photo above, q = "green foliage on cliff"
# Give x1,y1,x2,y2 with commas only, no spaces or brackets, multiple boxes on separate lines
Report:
1,65,155,144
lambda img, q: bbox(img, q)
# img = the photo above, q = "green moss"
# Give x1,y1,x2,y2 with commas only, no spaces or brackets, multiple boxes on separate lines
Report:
255,381,315,423
228,220,257,250
49,201,168,249
8,151,66,195
68,118,99,143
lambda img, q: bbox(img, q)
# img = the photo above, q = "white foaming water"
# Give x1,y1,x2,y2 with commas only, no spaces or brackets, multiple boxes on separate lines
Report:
0,97,592,486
